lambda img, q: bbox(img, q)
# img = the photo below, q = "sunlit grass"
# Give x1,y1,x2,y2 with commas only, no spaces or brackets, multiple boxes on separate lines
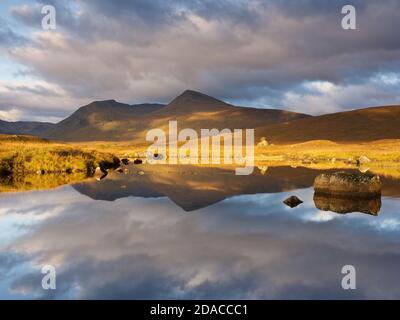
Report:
0,135,119,176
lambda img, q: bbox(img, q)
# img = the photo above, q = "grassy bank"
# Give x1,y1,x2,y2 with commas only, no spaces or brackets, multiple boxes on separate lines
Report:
255,139,400,164
0,135,120,177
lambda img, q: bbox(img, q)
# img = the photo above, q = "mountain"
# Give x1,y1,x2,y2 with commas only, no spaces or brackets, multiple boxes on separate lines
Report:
42,100,165,141
41,90,310,141
256,105,400,143
5,90,399,143
0,119,54,136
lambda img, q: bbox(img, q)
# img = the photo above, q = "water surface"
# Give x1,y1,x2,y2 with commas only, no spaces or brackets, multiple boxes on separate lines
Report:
1,165,400,299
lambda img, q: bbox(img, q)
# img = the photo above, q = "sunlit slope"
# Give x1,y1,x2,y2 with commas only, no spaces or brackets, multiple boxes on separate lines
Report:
256,105,400,143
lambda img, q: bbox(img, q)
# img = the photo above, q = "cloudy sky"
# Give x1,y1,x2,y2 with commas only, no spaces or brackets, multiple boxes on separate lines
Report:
1,0,400,122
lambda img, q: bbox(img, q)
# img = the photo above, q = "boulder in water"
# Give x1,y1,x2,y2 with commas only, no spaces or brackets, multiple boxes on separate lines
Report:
283,196,303,208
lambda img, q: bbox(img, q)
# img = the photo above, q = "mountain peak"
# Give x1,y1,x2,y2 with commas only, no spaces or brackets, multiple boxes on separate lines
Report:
177,89,220,100
166,89,229,110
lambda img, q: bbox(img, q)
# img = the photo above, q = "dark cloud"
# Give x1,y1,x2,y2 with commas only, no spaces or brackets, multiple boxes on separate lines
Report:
2,0,400,118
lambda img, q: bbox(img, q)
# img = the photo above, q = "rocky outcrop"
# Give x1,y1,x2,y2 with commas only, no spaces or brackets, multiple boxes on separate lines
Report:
314,172,381,197
283,195,303,208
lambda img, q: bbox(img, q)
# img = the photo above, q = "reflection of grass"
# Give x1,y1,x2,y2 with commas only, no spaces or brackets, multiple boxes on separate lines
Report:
0,135,120,176
0,172,88,192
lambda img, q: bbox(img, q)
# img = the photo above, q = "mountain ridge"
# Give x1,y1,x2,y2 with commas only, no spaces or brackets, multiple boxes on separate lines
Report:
39,90,310,141
2,90,400,143
256,104,400,143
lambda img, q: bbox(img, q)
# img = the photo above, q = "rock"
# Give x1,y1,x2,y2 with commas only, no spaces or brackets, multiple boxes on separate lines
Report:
121,158,129,165
124,168,129,174
116,167,124,173
358,155,371,164
137,170,145,176
257,137,269,147
314,193,381,216
344,158,357,165
36,169,45,175
149,152,164,160
94,167,107,180
314,172,381,197
133,159,143,165
283,196,303,208
65,168,73,174
258,166,268,175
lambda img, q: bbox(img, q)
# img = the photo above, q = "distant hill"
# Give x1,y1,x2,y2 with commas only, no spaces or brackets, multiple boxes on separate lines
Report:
0,133,49,143
256,105,400,143
0,119,54,136
41,90,310,141
3,90,400,143
42,100,165,141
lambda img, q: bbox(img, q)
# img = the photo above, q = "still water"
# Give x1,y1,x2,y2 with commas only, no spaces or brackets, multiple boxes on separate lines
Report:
1,165,400,299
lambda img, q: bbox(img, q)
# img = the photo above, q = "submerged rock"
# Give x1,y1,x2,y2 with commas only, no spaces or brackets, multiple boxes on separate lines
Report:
314,172,381,197
314,193,381,215
283,195,303,208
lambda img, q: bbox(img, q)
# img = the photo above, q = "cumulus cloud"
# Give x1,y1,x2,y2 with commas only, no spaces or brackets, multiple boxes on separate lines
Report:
1,0,400,119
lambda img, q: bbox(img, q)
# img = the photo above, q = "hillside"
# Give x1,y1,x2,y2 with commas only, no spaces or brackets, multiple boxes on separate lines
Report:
41,90,310,142
3,91,400,144
256,105,400,143
0,119,54,136
42,100,165,141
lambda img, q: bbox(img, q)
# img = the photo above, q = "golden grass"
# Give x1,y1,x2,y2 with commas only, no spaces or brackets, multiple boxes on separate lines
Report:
0,135,119,176
70,138,400,164
2,135,400,194
254,139,400,164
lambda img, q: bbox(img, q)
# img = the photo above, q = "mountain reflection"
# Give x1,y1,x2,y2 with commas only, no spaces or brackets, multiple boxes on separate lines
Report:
72,164,392,214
